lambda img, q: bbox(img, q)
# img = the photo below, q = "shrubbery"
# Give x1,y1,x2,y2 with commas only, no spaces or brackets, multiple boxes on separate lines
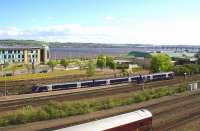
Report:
0,86,186,127
173,64,200,75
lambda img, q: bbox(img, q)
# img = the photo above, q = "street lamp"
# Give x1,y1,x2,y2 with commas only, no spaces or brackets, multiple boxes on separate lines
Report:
1,64,6,96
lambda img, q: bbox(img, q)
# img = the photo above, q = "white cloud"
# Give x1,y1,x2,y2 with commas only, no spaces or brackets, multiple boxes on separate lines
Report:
47,16,55,20
0,18,200,45
104,16,115,21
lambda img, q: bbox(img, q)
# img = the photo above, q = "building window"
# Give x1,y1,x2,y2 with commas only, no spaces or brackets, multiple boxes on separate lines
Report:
8,50,12,54
30,50,33,53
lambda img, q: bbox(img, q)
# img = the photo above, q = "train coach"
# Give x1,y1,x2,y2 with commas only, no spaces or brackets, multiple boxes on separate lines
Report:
56,109,152,131
32,71,175,93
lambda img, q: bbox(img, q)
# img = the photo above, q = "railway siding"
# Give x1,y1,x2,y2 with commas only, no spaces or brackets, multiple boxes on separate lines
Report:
0,75,188,102
0,74,199,113
1,90,200,131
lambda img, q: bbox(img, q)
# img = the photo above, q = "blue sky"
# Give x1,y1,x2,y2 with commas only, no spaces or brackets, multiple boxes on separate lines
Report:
0,0,200,44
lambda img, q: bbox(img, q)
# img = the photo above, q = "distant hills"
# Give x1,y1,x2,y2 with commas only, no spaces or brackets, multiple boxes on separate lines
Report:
0,39,154,48
0,39,200,49
0,40,47,46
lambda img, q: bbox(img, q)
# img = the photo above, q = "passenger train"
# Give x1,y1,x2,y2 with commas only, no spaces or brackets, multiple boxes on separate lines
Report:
32,72,175,93
56,109,152,131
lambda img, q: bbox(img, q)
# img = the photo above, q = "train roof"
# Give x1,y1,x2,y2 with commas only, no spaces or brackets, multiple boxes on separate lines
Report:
51,82,77,86
81,80,93,83
56,109,152,131
150,71,174,76
109,77,129,80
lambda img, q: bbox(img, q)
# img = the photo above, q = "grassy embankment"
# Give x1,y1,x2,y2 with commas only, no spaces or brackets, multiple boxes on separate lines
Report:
0,85,186,127
0,69,119,82
0,67,145,82
0,70,85,82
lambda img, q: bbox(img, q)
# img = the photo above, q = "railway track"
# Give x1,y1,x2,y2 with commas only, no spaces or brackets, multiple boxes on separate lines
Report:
1,88,200,131
0,75,198,114
0,73,199,95
0,73,117,95
151,91,200,130
155,106,200,131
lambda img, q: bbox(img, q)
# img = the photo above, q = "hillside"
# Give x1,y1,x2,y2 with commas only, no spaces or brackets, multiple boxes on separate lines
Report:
0,40,47,46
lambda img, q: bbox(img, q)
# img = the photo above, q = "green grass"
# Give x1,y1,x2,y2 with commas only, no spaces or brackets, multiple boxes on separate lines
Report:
131,67,144,73
0,85,187,127
0,70,85,81
3,64,26,72
0,69,116,82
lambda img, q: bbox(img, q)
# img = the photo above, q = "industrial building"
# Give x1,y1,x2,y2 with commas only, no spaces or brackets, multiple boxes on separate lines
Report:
0,45,49,65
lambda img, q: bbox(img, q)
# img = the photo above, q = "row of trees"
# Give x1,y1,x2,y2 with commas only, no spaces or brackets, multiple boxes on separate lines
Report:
48,53,173,76
3,52,190,76
47,55,117,76
173,64,200,75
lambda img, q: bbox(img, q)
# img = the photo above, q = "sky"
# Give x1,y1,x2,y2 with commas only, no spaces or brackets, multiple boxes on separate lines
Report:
0,0,200,45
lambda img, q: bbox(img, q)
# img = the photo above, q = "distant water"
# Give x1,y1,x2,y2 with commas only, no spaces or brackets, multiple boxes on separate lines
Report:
50,47,141,59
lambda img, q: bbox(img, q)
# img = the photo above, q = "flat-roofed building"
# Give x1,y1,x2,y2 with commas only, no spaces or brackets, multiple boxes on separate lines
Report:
0,45,49,65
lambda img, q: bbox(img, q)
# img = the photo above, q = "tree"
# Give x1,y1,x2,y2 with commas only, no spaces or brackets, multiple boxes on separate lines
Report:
47,60,57,71
194,52,200,64
86,60,96,76
106,56,113,67
121,69,129,76
151,53,173,73
109,61,117,71
60,59,70,69
106,56,116,71
96,54,106,69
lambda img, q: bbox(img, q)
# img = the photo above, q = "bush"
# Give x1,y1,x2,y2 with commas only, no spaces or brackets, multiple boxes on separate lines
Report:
86,60,96,76
134,95,146,103
173,64,200,75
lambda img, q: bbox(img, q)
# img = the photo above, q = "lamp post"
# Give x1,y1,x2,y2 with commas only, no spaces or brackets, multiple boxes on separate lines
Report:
1,64,6,96
4,69,6,96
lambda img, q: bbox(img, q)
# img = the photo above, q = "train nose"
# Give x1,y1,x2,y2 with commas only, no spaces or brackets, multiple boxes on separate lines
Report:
32,86,38,93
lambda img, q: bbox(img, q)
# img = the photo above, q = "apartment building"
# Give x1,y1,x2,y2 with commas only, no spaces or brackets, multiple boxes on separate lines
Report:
0,45,49,65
